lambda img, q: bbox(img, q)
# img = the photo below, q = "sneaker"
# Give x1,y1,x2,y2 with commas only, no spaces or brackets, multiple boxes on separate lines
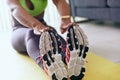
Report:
39,30,68,80
66,25,89,80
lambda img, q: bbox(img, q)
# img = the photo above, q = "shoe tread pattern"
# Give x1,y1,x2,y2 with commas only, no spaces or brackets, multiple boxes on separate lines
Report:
67,25,89,80
39,30,68,80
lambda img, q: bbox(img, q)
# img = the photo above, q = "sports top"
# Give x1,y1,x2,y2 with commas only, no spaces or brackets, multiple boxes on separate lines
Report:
19,0,48,16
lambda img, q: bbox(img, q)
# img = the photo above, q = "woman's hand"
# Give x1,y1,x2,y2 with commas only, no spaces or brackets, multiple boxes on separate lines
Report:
60,22,79,34
33,25,51,35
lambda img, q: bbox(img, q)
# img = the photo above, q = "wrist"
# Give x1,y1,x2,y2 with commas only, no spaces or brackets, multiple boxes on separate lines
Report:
61,19,71,25
61,15,70,19
61,15,71,23
61,19,71,26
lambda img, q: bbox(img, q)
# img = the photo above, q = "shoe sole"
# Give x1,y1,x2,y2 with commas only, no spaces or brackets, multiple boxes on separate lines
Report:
66,25,89,80
39,30,68,80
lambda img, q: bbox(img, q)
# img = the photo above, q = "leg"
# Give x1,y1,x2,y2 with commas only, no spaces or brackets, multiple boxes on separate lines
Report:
25,29,40,60
11,27,41,62
11,27,68,80
11,28,29,54
39,30,68,80
66,25,89,80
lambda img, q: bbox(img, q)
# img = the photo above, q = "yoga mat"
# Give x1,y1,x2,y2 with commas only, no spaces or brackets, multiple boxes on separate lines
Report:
1,51,120,80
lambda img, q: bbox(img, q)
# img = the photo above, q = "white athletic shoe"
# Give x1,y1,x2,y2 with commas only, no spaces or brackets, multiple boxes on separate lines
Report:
66,25,89,80
39,30,68,80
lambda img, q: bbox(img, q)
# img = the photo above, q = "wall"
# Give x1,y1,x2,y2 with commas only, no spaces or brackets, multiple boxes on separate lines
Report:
0,0,12,31
44,0,61,33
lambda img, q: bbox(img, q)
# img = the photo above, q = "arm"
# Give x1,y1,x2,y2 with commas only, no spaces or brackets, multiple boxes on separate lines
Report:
53,0,71,22
52,0,72,34
6,0,45,30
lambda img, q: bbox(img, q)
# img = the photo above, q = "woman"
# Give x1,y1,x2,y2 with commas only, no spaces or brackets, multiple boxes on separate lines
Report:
6,0,89,80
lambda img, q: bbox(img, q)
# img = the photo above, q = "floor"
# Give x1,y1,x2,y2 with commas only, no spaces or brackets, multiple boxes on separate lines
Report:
79,21,120,64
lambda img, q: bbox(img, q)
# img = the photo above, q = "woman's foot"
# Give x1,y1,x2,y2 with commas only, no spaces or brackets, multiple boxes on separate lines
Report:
66,25,89,80
39,30,68,80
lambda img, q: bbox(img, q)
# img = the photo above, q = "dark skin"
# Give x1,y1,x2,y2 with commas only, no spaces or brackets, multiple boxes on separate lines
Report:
7,0,73,34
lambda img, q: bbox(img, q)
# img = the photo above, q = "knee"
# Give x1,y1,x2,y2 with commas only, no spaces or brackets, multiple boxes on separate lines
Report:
25,29,34,41
25,29,40,42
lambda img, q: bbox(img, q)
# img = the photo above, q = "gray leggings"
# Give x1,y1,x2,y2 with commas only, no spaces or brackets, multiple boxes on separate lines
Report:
11,26,66,66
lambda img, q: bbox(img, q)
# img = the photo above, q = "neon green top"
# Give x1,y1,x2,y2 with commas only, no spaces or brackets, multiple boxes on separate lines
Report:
19,0,48,16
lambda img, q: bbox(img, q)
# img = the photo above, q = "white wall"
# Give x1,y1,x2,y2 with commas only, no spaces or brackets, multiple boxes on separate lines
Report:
44,0,61,33
0,0,12,31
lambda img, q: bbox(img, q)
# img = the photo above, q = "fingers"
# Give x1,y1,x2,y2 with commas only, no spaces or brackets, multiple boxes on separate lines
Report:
60,22,79,34
34,27,52,35
60,27,68,34
67,22,79,27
